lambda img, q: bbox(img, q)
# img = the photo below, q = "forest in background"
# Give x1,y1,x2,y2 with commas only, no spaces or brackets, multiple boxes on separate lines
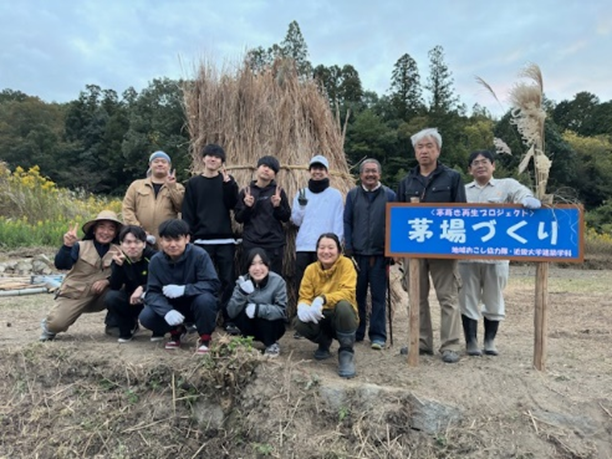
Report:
2,21,612,231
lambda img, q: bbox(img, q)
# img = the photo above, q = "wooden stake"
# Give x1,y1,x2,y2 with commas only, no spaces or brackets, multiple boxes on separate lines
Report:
533,262,549,370
408,258,420,367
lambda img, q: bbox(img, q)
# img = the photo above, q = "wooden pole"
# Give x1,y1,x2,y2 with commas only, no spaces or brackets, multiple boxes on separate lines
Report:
408,258,420,367
533,262,549,370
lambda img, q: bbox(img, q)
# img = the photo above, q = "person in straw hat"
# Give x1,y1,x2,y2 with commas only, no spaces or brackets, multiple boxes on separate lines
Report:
39,210,123,341
122,150,184,247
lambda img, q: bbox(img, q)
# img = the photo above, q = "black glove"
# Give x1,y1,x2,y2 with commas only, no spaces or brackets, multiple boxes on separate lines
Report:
298,189,308,206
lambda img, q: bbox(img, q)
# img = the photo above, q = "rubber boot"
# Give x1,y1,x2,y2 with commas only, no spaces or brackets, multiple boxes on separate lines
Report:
461,315,482,356
336,331,356,378
483,318,500,356
313,333,332,360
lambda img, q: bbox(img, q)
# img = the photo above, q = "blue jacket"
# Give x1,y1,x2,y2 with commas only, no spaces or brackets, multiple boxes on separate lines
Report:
145,244,221,316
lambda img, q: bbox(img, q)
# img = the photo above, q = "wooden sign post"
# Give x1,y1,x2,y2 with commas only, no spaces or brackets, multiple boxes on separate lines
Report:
408,258,420,367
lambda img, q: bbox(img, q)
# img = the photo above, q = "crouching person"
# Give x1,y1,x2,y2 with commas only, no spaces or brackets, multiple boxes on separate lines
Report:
293,233,359,378
39,211,123,341
139,219,220,354
227,248,287,357
105,225,156,343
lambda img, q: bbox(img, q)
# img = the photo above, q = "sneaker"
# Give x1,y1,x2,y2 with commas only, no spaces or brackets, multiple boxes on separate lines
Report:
165,337,182,350
105,325,120,338
264,342,280,358
39,319,56,342
224,322,241,336
419,348,434,356
441,350,460,364
293,331,303,340
118,335,133,343
150,334,165,342
371,341,385,350
196,343,210,355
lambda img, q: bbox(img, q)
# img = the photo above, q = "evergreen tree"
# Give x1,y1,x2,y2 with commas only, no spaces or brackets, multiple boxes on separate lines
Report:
425,45,459,116
389,53,423,121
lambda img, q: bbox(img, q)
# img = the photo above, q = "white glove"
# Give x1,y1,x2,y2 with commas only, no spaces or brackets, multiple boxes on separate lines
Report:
297,303,310,322
245,303,256,318
146,234,156,245
521,197,541,209
164,309,185,326
311,296,324,311
309,301,325,323
163,284,185,299
238,276,255,294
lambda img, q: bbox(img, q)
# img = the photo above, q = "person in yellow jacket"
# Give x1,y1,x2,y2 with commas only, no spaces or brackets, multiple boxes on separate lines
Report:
39,211,123,341
122,151,185,246
294,233,358,378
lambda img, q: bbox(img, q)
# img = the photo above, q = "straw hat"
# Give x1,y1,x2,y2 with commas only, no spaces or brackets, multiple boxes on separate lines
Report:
82,210,124,235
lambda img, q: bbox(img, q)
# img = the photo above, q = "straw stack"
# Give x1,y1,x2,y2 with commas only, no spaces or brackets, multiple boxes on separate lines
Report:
182,58,356,312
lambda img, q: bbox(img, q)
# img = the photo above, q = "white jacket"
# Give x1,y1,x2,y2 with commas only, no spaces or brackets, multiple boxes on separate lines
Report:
291,187,344,252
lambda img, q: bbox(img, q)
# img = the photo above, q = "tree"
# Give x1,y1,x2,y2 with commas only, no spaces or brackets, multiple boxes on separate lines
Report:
280,20,312,77
389,53,423,121
552,91,600,136
425,45,460,116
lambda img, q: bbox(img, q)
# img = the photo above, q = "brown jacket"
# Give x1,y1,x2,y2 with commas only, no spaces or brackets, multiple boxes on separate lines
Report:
58,240,117,299
122,178,185,240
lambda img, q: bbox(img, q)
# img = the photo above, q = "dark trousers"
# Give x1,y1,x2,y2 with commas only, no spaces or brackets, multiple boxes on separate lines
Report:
293,300,358,341
355,255,387,343
139,292,218,337
242,243,283,275
197,243,235,322
105,290,143,338
233,311,286,347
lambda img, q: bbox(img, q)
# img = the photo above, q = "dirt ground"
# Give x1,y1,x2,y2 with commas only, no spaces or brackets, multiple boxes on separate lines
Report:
1,264,611,458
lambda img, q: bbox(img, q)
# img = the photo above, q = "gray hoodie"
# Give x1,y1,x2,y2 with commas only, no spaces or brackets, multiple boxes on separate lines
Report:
227,271,287,321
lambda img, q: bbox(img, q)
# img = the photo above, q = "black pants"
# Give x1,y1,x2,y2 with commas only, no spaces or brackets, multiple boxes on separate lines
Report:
295,252,317,297
104,290,143,338
233,310,285,347
242,244,284,275
197,243,235,322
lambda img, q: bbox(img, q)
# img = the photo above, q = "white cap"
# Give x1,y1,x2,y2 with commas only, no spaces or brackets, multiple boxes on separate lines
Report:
309,155,329,170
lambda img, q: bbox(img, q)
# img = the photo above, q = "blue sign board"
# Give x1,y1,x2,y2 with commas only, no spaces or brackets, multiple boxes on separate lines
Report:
385,203,583,262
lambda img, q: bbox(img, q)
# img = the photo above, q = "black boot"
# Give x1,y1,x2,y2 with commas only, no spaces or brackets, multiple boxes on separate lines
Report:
461,315,482,356
336,331,356,378
483,318,500,356
313,333,332,360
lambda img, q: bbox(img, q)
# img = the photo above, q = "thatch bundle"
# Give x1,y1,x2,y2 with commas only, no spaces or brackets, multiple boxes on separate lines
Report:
182,58,357,310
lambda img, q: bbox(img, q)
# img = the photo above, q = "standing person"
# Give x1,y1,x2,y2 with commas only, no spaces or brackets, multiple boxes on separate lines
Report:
105,225,157,343
291,154,344,317
294,233,359,379
460,150,541,356
139,219,220,354
227,248,287,357
182,143,240,335
39,211,122,341
344,158,396,350
234,155,291,274
122,151,184,245
396,127,466,363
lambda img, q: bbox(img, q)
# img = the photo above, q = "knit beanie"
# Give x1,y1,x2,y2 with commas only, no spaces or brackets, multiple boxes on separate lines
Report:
149,151,172,164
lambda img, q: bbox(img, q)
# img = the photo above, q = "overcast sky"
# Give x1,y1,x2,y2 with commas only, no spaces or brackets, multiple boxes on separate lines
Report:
1,0,611,116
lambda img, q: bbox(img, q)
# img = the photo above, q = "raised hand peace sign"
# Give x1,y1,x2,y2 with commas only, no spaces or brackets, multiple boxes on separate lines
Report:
221,165,231,183
270,185,282,208
63,223,79,247
243,186,255,207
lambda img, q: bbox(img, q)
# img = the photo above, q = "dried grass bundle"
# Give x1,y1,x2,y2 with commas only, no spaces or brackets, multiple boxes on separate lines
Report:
182,57,357,310
508,64,550,199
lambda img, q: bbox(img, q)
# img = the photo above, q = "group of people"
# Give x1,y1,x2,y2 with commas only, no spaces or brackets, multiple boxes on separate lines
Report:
38,127,541,378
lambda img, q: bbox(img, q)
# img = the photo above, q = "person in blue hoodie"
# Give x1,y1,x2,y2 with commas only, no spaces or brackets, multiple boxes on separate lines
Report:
139,219,220,354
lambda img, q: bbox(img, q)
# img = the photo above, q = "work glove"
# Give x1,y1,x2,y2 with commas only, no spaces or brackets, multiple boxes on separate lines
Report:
521,196,542,209
297,302,310,322
238,276,255,294
163,284,185,299
298,189,308,207
146,234,156,246
310,297,325,323
245,303,256,319
164,310,185,326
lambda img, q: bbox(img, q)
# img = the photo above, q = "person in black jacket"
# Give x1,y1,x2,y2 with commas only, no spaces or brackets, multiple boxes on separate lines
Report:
234,155,291,274
105,225,156,343
139,219,221,355
396,128,466,364
182,143,239,335
344,159,396,350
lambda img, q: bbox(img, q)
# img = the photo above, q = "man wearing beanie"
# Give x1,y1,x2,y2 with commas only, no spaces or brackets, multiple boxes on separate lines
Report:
123,150,185,246
290,154,344,337
182,143,240,335
235,155,291,274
